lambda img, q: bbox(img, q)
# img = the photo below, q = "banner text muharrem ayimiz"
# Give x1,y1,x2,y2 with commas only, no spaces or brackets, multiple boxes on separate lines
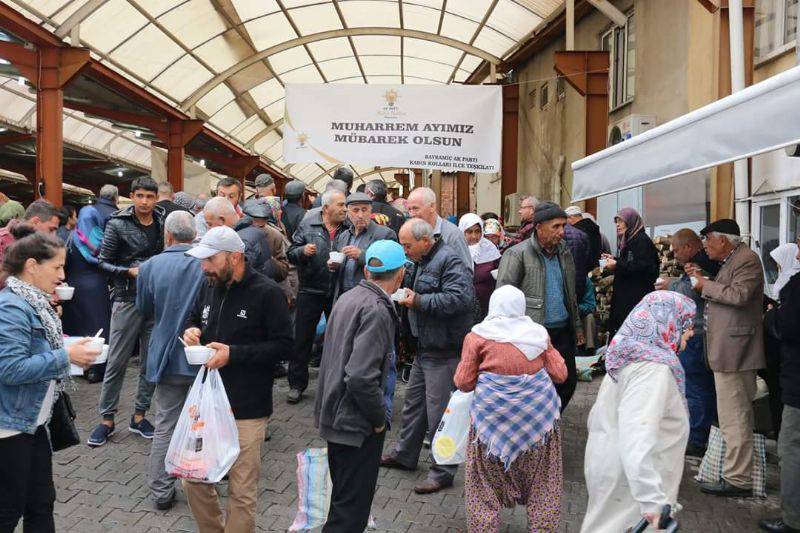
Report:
331,121,476,147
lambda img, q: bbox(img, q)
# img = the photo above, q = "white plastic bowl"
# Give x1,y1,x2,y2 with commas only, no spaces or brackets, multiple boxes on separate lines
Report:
390,289,406,302
185,345,215,365
55,286,75,300
329,251,345,264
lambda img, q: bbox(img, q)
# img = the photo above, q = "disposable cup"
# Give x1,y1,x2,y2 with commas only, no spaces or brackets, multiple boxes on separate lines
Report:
329,251,345,264
391,289,406,302
55,286,75,300
185,345,215,365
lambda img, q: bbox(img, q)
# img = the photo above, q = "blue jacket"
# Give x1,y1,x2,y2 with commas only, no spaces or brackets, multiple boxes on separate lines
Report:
136,244,205,382
0,290,70,434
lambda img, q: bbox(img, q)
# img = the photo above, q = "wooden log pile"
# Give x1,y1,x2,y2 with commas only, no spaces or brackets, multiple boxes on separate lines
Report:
589,234,678,342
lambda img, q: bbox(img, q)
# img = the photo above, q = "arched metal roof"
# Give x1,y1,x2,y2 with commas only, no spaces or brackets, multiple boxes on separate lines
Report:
8,0,561,185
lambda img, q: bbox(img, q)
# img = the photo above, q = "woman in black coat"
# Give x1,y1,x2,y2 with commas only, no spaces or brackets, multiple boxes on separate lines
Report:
601,207,659,340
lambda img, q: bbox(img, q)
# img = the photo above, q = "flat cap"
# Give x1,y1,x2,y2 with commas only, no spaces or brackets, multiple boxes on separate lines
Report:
345,192,372,205
700,218,740,237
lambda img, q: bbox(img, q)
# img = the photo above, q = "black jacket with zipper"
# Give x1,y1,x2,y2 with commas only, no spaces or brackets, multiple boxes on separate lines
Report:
187,266,293,419
286,208,348,297
98,205,165,302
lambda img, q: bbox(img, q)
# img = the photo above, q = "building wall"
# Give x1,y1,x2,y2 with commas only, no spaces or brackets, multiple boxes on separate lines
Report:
514,0,713,209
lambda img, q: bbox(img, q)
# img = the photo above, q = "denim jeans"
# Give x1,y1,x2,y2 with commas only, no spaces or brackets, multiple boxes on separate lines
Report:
679,334,717,447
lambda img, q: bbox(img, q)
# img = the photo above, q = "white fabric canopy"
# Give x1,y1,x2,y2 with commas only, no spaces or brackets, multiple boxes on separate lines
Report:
571,65,800,201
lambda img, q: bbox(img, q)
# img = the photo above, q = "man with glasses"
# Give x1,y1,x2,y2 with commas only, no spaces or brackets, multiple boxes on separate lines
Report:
693,219,766,498
511,195,538,245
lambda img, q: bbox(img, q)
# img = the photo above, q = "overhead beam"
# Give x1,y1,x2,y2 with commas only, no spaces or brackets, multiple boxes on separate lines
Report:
246,118,284,149
180,27,504,110
0,133,34,146
54,0,109,38
586,0,628,27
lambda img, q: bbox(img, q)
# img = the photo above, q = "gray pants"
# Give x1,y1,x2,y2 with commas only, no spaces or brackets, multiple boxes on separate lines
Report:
390,353,459,484
98,300,155,420
779,405,800,529
148,376,193,501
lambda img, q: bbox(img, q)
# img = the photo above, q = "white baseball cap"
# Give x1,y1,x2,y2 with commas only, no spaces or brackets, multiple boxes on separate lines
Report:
186,226,245,260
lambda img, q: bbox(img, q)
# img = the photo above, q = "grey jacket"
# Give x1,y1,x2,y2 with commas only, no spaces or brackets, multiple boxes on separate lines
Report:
403,238,475,354
496,235,582,337
333,221,397,300
315,280,397,447
434,215,473,273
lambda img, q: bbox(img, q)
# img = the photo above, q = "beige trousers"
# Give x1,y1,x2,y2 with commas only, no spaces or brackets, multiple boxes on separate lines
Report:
714,371,757,488
183,418,267,533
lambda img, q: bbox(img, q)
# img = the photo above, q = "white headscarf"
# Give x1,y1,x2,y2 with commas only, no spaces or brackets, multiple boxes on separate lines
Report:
771,243,800,297
458,213,501,265
471,285,549,360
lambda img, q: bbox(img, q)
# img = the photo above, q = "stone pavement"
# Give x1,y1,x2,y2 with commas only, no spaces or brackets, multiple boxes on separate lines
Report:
49,360,782,532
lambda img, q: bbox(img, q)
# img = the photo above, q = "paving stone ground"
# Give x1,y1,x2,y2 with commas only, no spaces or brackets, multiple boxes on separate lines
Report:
48,359,782,532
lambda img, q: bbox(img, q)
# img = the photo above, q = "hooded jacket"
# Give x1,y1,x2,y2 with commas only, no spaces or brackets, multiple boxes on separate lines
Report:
98,204,165,301
234,216,273,280
403,238,475,354
315,280,398,446
187,266,293,419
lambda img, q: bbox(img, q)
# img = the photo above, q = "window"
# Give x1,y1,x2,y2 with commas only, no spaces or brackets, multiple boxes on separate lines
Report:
790,195,800,242
556,76,566,100
755,0,798,60
539,82,549,109
600,12,635,109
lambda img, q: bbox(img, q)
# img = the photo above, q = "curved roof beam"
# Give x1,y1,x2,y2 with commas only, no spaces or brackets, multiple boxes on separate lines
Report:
54,0,110,39
180,27,502,111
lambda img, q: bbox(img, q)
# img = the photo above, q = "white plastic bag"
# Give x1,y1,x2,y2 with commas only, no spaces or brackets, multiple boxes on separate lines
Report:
164,367,240,483
432,390,474,465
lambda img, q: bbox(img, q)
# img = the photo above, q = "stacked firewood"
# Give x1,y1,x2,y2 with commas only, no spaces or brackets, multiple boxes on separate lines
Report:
590,234,679,341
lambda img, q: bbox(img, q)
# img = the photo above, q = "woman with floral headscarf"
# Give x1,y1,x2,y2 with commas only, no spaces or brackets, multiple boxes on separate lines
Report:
600,207,659,339
459,213,501,320
482,218,512,253
581,291,696,533
455,285,567,532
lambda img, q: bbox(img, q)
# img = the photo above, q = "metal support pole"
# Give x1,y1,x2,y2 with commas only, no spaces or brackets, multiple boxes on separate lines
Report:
729,0,749,237
566,0,575,51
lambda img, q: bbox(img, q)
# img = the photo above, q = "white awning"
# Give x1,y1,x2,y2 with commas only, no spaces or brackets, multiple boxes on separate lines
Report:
571,64,800,201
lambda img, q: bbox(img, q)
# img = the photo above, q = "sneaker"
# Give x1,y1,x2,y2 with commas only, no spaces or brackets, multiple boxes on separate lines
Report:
129,416,155,439
287,389,303,404
155,492,175,511
87,423,115,447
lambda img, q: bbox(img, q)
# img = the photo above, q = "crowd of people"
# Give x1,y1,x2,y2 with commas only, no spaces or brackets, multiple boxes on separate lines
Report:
0,173,797,533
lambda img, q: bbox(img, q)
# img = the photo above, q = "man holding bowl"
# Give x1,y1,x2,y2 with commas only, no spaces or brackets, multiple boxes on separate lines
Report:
182,225,293,532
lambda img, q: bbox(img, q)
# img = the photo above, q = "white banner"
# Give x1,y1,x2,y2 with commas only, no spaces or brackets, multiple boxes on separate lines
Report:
283,84,502,173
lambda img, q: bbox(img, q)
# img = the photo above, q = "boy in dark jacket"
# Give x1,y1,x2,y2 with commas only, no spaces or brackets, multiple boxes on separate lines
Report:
182,226,293,533
315,240,406,533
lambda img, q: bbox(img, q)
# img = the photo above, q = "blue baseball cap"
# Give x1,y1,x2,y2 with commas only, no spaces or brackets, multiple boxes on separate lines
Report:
365,240,407,272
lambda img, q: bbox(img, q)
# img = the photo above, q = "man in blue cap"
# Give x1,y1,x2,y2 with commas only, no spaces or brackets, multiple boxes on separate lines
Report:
314,240,406,533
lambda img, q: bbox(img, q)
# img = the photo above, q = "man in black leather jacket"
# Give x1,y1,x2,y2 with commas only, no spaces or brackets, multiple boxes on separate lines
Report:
282,180,307,240
380,218,474,495
286,189,347,403
89,177,164,447
365,179,406,236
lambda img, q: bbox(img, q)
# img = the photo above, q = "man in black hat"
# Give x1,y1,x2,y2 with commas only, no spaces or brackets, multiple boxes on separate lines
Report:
282,179,307,239
365,179,406,235
693,219,766,498
329,192,397,301
496,201,583,410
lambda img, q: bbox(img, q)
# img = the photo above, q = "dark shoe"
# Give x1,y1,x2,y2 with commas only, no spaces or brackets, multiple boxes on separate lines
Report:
309,357,321,369
273,363,288,379
685,442,707,458
414,479,453,495
84,367,104,383
699,479,751,497
759,518,800,532
380,454,414,470
287,389,302,404
155,492,175,511
87,423,115,447
129,416,155,439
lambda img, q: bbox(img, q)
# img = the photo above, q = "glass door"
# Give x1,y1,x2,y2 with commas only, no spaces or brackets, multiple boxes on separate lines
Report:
754,202,782,292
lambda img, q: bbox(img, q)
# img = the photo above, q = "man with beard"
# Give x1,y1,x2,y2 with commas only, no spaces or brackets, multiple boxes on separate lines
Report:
183,226,292,532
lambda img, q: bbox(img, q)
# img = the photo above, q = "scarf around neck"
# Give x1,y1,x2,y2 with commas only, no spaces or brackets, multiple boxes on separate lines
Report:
6,276,64,351
616,207,645,251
